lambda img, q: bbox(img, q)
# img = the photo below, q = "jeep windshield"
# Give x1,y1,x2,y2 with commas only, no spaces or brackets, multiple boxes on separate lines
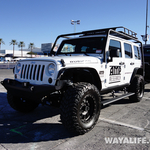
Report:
56,37,106,55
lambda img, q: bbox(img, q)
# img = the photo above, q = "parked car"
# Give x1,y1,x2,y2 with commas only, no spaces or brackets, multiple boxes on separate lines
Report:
143,44,150,80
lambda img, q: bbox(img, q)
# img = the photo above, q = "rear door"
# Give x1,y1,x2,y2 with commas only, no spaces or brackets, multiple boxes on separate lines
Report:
133,45,142,68
123,43,135,83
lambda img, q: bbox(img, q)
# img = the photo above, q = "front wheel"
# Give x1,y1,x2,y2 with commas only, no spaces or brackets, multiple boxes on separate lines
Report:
7,92,39,113
129,75,144,102
60,82,101,135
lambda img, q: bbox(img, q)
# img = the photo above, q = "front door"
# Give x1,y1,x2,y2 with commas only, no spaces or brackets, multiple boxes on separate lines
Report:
106,39,125,87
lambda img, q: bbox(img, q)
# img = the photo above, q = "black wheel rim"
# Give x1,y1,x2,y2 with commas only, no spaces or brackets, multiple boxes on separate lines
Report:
16,97,29,105
79,95,96,123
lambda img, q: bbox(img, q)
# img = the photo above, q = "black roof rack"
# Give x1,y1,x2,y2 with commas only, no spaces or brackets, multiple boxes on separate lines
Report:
54,26,138,41
82,26,137,40
116,26,137,39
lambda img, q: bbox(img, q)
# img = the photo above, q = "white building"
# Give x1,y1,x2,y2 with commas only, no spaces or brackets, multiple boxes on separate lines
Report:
0,49,30,57
0,48,43,57
0,43,59,61
22,47,42,55
41,43,59,55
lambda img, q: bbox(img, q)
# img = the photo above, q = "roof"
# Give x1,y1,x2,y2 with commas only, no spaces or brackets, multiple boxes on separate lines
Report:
50,26,142,55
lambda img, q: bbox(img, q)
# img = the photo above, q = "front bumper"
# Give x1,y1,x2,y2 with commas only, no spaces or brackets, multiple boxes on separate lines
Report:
1,79,56,102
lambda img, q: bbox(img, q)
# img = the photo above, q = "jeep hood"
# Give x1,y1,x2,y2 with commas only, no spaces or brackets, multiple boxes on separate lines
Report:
19,55,101,65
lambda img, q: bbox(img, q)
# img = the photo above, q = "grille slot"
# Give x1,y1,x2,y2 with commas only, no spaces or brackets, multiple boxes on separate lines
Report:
30,65,33,80
21,65,24,78
41,65,45,81
21,64,45,81
26,65,30,79
23,65,27,79
37,65,41,80
33,65,37,80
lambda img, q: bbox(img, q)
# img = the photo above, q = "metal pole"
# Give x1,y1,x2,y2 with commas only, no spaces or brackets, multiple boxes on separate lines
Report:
145,0,148,45
74,22,76,34
71,20,80,36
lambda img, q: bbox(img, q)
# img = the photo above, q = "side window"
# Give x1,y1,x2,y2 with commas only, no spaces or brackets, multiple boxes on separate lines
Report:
109,40,122,57
134,46,141,60
124,43,132,58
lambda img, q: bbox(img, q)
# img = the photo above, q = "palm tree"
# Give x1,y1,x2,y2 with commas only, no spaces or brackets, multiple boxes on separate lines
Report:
0,38,5,50
28,43,35,58
10,40,18,58
18,41,25,57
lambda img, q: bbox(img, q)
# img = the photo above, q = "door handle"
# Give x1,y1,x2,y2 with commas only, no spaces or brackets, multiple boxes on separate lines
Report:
130,62,134,65
119,62,124,65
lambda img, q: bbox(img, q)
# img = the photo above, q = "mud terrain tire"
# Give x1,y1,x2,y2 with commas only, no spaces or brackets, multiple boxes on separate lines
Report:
129,75,144,102
7,91,39,113
60,82,101,135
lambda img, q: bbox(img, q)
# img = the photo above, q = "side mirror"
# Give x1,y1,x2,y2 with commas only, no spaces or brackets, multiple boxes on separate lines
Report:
107,51,112,62
110,49,120,58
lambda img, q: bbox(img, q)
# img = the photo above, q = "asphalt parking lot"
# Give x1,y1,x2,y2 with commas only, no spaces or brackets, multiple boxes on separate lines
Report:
1,69,150,150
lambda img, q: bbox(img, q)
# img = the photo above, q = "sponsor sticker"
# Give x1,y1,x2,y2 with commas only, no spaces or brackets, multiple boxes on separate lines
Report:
96,49,102,53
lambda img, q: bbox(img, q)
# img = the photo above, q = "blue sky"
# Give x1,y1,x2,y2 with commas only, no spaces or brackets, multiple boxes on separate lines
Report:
0,0,149,50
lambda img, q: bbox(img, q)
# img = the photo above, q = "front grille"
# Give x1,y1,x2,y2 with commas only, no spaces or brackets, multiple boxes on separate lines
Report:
21,64,45,81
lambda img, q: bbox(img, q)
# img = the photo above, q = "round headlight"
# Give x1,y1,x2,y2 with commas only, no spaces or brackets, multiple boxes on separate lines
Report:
48,63,55,76
16,63,21,73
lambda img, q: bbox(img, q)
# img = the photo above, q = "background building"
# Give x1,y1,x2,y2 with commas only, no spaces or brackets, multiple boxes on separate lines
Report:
0,43,59,62
0,49,31,57
41,43,59,55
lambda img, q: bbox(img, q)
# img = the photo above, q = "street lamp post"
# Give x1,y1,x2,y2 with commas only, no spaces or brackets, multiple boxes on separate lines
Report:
71,20,80,34
142,0,149,45
145,0,149,45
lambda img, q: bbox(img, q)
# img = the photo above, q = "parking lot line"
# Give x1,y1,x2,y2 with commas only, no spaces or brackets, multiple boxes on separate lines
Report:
143,97,150,100
99,117,144,131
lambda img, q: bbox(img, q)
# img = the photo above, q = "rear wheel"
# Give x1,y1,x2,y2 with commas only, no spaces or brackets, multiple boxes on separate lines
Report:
129,75,144,102
7,92,39,113
60,82,101,135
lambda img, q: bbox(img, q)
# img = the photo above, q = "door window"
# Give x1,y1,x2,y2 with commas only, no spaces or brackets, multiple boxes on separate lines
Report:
134,46,141,60
109,40,122,57
124,43,132,58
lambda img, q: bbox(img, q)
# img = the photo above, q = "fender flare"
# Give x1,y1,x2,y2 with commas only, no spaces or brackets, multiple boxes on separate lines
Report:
130,67,143,83
55,68,102,91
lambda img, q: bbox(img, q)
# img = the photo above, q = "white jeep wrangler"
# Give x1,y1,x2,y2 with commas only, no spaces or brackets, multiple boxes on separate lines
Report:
2,27,145,135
